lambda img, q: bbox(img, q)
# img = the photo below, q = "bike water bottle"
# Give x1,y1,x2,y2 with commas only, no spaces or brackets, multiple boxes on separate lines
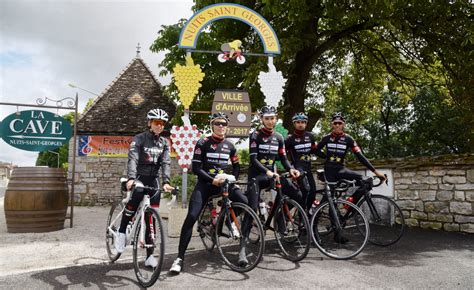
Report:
259,201,268,219
309,199,320,216
126,222,132,243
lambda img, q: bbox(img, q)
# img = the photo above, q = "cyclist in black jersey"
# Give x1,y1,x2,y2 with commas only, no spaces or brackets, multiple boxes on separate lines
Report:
315,112,386,200
170,112,248,274
247,105,301,212
285,112,318,211
115,108,175,268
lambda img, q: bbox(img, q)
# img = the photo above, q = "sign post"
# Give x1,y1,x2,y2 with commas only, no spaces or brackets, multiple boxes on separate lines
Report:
0,95,78,227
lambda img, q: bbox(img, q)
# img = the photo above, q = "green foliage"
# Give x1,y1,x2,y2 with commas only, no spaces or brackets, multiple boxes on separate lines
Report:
237,148,249,166
151,0,472,157
166,173,197,202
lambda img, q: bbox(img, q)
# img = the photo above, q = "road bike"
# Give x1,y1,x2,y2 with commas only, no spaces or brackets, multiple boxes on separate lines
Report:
197,174,265,272
251,172,311,262
310,170,370,260
106,178,176,287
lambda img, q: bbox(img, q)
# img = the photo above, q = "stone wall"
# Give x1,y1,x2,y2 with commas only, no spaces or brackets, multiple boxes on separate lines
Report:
343,154,474,233
68,139,181,205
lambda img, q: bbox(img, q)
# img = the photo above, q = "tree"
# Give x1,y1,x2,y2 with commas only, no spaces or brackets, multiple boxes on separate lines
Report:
36,112,75,168
151,0,471,132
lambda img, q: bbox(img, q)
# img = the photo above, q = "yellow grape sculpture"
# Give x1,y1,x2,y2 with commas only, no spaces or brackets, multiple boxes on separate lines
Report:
172,56,205,109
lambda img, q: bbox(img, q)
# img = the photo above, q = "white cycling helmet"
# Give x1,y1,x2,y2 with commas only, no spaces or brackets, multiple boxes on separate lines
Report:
147,108,169,122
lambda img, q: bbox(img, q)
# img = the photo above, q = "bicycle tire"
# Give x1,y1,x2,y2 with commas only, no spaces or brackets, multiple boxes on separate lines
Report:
273,199,311,262
311,200,369,260
357,194,405,246
105,201,123,262
215,202,265,272
197,202,216,251
132,207,164,288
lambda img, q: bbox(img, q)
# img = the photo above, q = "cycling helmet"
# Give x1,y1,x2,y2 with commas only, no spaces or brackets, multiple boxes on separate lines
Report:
210,112,230,124
258,105,277,117
147,108,169,122
292,112,308,122
331,112,345,123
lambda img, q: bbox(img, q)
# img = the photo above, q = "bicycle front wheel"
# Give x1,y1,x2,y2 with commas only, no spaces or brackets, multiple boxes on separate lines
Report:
273,199,311,262
132,207,164,288
311,200,369,260
105,201,124,262
215,202,265,272
357,194,405,246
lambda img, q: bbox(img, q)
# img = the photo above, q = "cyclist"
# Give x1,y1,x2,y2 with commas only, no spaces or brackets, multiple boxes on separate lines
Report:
114,108,174,268
170,112,248,274
315,112,386,242
285,112,318,212
247,105,301,216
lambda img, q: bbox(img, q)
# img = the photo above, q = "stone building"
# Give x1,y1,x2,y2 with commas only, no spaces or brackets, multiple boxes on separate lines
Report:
68,51,177,205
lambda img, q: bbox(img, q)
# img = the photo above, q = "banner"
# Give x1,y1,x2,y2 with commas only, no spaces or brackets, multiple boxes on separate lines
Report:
78,135,132,157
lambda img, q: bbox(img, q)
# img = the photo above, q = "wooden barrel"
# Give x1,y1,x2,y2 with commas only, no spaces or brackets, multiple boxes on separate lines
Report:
4,167,69,233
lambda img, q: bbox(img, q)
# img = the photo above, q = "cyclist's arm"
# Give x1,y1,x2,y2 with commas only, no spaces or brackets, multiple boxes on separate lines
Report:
249,133,268,174
161,138,171,186
127,135,141,181
278,137,293,172
349,138,376,172
284,136,295,163
191,140,214,183
314,136,327,159
310,133,318,155
230,146,240,180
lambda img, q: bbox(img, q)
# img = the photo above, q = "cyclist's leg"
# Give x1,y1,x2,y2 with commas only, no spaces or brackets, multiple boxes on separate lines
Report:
336,167,366,202
118,179,146,233
280,177,304,208
177,182,217,260
229,184,248,205
305,172,317,211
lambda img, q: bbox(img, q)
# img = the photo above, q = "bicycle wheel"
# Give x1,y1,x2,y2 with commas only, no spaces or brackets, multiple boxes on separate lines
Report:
273,199,311,262
197,202,216,251
357,194,405,246
132,207,164,288
105,201,124,262
215,202,265,272
311,200,369,260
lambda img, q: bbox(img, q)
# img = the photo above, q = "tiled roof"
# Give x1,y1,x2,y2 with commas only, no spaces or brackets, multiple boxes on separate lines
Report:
77,57,176,135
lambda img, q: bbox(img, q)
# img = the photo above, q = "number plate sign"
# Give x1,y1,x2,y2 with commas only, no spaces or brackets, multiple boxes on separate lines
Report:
212,89,252,137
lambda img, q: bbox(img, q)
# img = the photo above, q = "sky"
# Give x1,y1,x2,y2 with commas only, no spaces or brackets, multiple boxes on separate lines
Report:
0,0,194,166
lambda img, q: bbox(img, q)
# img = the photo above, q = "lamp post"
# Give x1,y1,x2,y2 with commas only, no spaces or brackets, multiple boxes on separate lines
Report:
68,83,100,97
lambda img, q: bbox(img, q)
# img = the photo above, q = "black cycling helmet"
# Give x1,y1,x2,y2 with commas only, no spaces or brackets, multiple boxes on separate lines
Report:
292,112,308,122
210,112,230,124
258,105,277,117
331,112,345,123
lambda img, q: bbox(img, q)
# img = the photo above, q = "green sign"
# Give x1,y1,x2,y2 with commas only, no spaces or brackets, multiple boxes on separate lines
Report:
0,110,72,152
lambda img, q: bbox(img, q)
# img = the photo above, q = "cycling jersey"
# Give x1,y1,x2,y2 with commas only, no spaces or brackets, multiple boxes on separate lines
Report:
127,131,171,184
285,130,318,171
316,132,374,171
285,130,318,210
191,135,239,183
315,132,375,183
248,127,292,177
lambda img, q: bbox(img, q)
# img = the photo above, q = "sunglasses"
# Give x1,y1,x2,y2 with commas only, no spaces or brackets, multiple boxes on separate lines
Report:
213,121,228,127
332,122,343,125
151,120,165,126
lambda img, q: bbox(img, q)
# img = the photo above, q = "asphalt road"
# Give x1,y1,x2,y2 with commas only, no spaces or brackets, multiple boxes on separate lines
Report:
0,228,472,289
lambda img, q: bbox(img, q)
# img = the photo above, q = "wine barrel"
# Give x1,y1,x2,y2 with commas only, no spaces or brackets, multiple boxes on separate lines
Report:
4,167,69,233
